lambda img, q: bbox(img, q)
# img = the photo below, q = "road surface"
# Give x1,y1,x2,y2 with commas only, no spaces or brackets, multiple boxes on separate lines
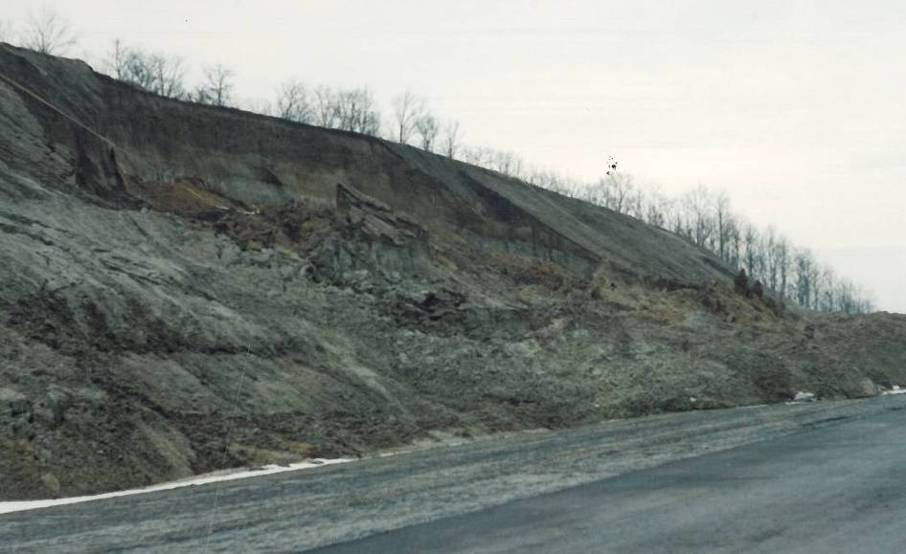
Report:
3,396,905,553
316,396,906,553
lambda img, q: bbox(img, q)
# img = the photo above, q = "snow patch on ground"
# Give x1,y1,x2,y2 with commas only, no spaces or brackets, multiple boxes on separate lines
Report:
787,392,817,405
0,458,353,515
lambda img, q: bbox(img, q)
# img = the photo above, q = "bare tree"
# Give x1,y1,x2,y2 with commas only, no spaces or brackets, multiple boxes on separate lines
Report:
642,187,670,228
309,85,336,128
793,250,810,308
22,7,77,55
812,265,824,310
591,171,635,214
331,87,381,135
624,187,646,219
794,249,818,309
493,150,515,175
651,192,680,233
840,280,874,314
507,153,526,180
149,54,187,98
681,185,714,247
820,268,837,312
391,90,425,144
725,218,741,269
741,223,762,280
490,150,525,177
195,64,235,107
759,227,792,299
275,78,313,123
852,286,875,314
124,54,160,91
459,145,528,178
104,39,131,80
529,168,567,193
713,191,733,261
415,114,440,151
104,41,187,99
838,280,855,314
774,235,790,299
763,226,780,292
441,120,461,159
462,146,493,168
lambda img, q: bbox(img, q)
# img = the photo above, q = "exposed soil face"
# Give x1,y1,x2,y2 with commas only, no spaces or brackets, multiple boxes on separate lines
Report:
1,44,905,500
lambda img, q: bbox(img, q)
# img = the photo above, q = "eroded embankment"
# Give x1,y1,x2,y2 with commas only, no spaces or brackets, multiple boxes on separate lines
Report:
1,43,906,500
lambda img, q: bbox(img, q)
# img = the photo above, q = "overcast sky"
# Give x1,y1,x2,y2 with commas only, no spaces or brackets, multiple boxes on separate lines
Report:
3,1,905,312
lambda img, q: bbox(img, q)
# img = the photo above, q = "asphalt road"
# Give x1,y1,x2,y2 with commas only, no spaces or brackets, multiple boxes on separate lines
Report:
3,396,905,553
316,397,906,553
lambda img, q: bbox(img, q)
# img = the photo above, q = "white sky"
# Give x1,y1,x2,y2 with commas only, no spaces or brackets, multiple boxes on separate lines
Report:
2,0,905,312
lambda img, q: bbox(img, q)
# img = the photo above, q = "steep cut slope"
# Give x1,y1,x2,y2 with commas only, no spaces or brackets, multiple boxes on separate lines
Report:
0,43,726,281
1,44,905,500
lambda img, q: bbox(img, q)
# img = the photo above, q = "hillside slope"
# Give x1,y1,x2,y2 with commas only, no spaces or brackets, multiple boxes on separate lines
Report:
1,44,905,499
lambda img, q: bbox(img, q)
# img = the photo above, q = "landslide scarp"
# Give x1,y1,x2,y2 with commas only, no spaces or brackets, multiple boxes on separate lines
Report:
1,43,905,500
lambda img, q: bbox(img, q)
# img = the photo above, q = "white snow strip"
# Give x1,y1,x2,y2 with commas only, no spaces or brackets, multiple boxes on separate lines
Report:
0,458,353,515
793,391,816,402
882,385,906,395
